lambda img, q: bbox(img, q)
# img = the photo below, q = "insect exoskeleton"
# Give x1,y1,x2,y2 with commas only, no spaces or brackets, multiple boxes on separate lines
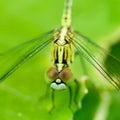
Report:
46,67,73,90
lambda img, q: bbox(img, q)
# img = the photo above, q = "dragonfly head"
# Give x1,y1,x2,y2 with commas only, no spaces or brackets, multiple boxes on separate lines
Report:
47,67,73,90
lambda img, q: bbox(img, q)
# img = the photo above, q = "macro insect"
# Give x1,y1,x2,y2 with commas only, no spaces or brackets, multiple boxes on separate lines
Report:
0,0,120,103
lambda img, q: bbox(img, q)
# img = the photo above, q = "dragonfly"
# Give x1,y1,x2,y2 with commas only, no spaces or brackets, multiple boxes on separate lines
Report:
0,0,120,95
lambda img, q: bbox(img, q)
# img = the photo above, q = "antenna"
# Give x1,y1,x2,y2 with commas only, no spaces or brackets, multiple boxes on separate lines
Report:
61,0,72,27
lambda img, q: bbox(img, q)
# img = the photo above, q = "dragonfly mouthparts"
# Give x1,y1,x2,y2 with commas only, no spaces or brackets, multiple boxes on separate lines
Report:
50,78,66,90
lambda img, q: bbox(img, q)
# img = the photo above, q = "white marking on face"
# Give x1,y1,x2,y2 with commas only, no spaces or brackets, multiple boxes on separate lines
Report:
56,78,61,83
50,79,66,90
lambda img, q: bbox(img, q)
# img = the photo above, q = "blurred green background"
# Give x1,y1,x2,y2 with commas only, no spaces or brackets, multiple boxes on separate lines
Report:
0,0,120,120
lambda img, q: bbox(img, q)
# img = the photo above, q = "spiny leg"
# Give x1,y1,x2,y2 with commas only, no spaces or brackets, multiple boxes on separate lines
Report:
49,89,55,114
39,84,50,101
68,85,74,112
74,79,80,108
39,85,56,113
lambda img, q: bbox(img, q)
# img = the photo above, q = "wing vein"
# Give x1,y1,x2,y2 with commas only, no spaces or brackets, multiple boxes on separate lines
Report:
73,39,120,90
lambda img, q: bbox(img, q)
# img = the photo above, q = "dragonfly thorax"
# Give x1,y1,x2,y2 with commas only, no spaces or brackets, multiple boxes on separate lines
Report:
55,27,68,45
53,27,74,72
54,27,73,45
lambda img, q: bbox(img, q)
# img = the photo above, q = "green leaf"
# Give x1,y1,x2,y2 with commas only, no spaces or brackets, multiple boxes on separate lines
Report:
0,0,120,120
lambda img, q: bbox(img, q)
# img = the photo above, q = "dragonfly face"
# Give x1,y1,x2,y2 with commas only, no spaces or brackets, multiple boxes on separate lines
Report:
47,67,73,90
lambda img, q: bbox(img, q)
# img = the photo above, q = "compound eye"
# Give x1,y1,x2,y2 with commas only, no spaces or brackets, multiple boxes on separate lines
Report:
46,67,58,80
59,68,73,81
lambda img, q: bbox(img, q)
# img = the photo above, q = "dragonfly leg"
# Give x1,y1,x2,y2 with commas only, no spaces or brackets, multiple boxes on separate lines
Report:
39,84,50,101
49,89,55,114
68,86,74,113
73,79,81,108
38,85,56,113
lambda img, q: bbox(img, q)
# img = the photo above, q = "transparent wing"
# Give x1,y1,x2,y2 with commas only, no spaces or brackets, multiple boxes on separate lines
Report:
72,31,120,90
0,30,54,81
